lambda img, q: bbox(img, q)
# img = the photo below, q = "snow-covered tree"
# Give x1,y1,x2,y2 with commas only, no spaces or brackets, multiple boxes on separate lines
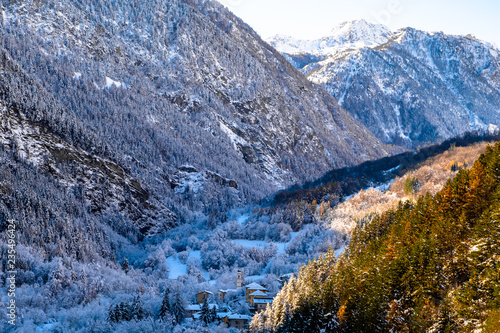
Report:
199,298,212,325
171,288,186,325
159,288,171,320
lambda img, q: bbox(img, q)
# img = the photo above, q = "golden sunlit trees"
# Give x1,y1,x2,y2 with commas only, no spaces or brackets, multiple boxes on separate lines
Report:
253,141,500,332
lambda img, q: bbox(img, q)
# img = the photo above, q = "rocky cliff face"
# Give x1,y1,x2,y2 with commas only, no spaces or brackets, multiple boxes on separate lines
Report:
0,103,178,236
269,20,500,147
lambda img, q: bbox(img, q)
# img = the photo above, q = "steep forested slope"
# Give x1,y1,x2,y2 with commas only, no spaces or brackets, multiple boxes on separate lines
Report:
0,0,389,294
0,2,390,331
0,0,387,212
252,141,500,332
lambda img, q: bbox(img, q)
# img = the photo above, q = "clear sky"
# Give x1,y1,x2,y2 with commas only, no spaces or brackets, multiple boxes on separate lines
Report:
216,0,500,46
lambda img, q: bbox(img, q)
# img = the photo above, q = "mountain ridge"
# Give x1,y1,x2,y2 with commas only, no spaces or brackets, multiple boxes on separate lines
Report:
0,0,390,285
269,20,500,147
268,19,392,57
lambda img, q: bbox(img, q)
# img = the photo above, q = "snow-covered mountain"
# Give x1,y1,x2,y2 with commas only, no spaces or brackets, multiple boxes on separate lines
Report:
0,0,391,288
269,21,500,146
268,19,392,58
0,3,392,331
0,1,392,242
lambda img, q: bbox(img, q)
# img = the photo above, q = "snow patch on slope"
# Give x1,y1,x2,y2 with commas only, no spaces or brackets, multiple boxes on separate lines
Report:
166,251,210,280
105,76,126,89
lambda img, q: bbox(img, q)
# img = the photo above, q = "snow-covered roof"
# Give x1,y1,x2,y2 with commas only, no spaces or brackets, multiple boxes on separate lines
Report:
198,290,213,295
187,303,218,311
217,311,232,319
254,298,273,304
226,314,252,321
219,289,238,293
186,304,201,311
245,282,267,290
249,290,267,297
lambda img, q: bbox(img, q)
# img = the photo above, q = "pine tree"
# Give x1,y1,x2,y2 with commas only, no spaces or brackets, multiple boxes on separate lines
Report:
259,142,500,332
48,258,64,296
171,288,186,325
107,305,117,323
199,298,212,325
249,311,263,333
211,305,218,323
131,295,145,321
121,258,130,272
114,304,122,322
159,288,172,320
119,302,131,321
434,299,457,333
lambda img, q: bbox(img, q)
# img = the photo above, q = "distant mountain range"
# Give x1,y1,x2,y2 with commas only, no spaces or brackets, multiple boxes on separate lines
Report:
268,20,500,147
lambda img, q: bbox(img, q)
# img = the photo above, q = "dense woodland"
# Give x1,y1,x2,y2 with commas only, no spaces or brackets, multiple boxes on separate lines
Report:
271,133,498,206
251,141,500,332
0,0,386,215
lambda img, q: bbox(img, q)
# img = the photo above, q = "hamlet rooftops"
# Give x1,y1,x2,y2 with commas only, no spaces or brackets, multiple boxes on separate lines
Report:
249,290,267,297
245,282,267,290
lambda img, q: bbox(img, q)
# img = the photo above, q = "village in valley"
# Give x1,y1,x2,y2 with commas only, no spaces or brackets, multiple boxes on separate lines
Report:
185,271,290,330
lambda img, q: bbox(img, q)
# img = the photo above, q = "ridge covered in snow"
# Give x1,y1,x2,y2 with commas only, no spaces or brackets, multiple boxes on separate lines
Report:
267,20,392,57
270,20,500,147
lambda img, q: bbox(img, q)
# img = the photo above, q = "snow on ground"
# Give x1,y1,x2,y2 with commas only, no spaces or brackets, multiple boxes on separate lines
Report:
341,178,393,203
219,121,248,150
36,321,58,332
166,251,209,280
267,20,391,57
232,231,300,254
232,239,288,253
0,106,53,166
166,256,187,279
232,239,267,248
245,274,266,282
174,171,205,195
489,123,499,135
105,76,126,88
335,245,346,258
236,213,250,225
383,165,401,174
189,250,201,260
342,193,355,202
374,179,394,192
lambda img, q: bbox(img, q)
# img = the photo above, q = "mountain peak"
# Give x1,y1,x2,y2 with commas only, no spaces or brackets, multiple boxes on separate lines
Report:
328,19,392,47
282,23,500,146
267,19,392,56
331,19,387,33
